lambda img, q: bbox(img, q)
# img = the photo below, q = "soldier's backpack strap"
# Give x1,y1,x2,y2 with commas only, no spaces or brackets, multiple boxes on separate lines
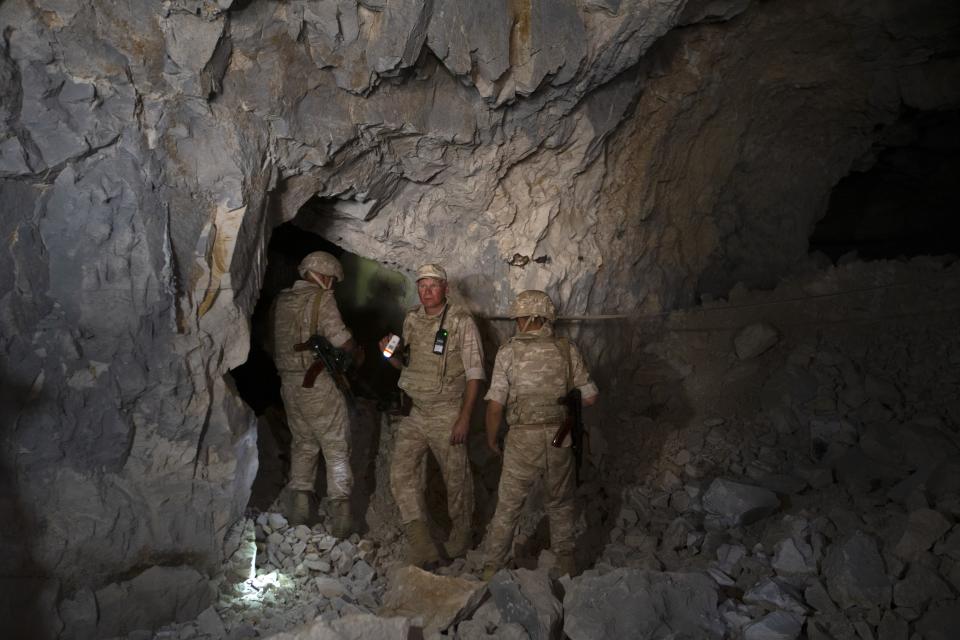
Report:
309,288,325,336
556,337,574,392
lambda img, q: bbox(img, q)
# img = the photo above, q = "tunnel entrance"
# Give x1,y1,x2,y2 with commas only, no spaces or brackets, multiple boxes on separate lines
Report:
230,221,411,512
809,108,960,263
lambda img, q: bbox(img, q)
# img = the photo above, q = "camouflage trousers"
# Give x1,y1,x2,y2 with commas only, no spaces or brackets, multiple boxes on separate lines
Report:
280,373,353,500
485,425,576,567
390,400,474,533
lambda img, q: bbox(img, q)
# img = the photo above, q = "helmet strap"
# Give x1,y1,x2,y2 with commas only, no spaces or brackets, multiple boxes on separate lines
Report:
308,272,332,290
519,316,537,333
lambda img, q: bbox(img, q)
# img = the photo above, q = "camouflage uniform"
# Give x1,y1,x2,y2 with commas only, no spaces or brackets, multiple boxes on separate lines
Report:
483,324,598,569
271,280,353,501
390,302,485,536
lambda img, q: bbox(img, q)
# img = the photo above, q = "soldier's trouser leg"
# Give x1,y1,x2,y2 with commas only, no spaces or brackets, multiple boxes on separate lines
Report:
390,408,431,524
281,376,353,500
390,402,474,532
484,429,544,568
543,431,576,556
423,404,474,538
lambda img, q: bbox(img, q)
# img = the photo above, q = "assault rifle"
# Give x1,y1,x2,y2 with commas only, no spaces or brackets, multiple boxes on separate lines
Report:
293,334,353,398
551,388,584,485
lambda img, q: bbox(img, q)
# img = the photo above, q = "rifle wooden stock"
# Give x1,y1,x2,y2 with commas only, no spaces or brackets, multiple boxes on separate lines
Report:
551,414,572,448
551,389,584,485
301,360,326,388
293,335,354,397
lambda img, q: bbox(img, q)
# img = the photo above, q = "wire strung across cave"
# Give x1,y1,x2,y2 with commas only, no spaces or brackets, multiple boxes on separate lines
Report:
481,274,960,331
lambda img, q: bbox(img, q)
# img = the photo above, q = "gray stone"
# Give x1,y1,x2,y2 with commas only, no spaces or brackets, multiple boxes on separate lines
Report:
707,567,736,587
58,588,98,640
314,577,348,599
796,466,835,489
877,611,908,640
487,568,562,640
743,611,804,640
935,526,960,560
734,323,780,359
661,517,695,552
196,607,226,638
772,538,818,576
349,560,377,589
894,509,952,560
562,569,724,640
93,566,210,638
379,566,486,636
823,532,891,610
456,598,502,638
744,578,808,615
616,507,639,528
805,580,839,615
716,543,748,574
893,565,953,610
719,598,753,634
702,478,780,527
264,613,410,640
267,513,288,531
303,560,331,573
293,525,311,541
758,474,809,496
914,602,960,640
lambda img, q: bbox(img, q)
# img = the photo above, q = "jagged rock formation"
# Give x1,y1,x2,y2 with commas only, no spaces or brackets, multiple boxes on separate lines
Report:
1,0,958,637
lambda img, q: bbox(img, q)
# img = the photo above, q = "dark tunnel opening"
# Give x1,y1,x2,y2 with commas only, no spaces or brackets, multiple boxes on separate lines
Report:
230,219,411,511
809,108,960,263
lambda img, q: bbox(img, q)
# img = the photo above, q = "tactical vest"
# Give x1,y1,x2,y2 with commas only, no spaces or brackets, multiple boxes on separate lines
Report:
398,303,469,403
506,334,571,427
271,283,328,374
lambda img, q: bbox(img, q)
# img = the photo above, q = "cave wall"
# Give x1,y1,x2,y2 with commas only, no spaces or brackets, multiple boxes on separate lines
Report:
0,0,958,635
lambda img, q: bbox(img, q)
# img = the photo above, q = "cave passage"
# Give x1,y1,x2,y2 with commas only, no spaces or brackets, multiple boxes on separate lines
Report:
809,108,960,263
230,221,412,510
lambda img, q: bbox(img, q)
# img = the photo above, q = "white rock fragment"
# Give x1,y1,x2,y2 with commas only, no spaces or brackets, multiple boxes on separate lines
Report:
313,577,348,599
268,513,288,531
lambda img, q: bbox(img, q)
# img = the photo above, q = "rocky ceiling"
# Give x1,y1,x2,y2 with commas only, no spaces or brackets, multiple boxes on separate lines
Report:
1,0,958,636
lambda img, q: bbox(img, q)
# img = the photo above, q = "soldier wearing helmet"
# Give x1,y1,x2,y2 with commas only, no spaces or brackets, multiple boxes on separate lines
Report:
480,290,598,579
378,263,486,567
269,251,363,536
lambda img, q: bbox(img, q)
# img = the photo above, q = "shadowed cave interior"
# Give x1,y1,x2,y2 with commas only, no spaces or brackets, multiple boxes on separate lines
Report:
2,1,960,638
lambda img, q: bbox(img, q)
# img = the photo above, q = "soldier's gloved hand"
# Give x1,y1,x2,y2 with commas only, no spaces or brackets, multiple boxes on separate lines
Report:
449,416,470,445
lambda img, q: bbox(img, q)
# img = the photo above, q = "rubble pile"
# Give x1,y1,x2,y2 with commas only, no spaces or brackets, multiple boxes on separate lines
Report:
578,262,960,639
144,512,389,640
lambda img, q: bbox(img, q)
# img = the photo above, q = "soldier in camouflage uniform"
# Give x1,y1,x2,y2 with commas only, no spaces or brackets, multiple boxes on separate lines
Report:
379,264,485,567
270,251,363,537
481,290,598,579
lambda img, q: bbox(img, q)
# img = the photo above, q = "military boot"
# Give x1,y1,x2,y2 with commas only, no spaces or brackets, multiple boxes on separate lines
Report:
328,499,352,539
443,526,472,560
555,552,577,578
289,491,313,527
404,520,440,568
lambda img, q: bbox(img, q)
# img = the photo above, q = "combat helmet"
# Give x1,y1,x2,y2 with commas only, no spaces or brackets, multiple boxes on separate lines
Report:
298,251,344,282
508,290,556,322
